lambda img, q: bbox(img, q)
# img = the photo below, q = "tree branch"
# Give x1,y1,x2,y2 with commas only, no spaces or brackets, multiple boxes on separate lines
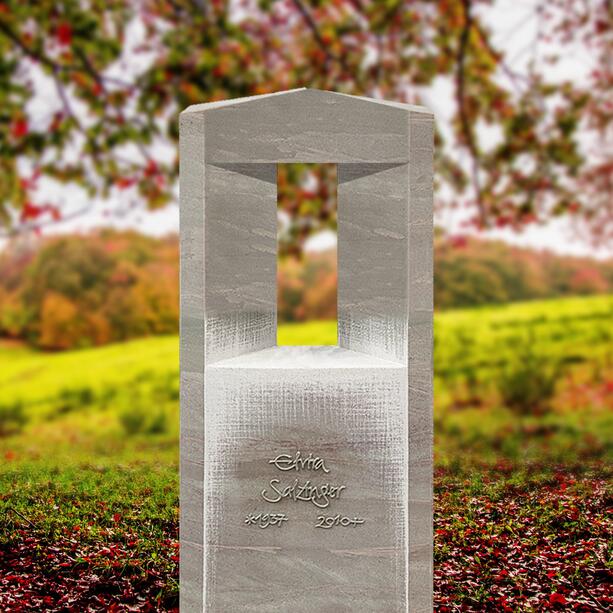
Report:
52,69,81,129
0,20,79,73
190,0,208,15
0,202,97,239
473,21,529,93
73,46,151,163
456,0,486,223
7,507,36,528
73,46,105,90
0,19,132,88
290,0,351,74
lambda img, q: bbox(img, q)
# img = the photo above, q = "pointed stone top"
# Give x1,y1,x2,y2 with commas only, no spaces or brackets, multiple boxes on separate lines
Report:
180,88,433,163
182,87,308,114
181,88,432,116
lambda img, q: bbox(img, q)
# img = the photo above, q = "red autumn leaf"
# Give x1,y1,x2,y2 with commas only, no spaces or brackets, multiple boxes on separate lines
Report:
495,215,511,228
10,117,28,139
116,177,137,189
568,201,581,213
145,160,158,177
520,213,538,224
549,592,567,606
56,22,73,46
20,202,60,222
20,202,43,221
113,513,121,523
49,112,64,132
449,235,468,249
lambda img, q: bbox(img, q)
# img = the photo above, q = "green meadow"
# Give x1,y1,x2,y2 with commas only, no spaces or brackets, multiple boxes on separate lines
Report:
1,294,611,609
1,294,610,469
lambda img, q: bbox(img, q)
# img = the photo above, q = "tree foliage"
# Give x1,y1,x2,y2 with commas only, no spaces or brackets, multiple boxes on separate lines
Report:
0,0,610,246
277,250,337,322
434,235,613,308
0,230,178,349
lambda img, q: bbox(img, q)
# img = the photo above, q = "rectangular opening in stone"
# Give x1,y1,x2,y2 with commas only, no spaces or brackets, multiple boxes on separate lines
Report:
277,163,337,345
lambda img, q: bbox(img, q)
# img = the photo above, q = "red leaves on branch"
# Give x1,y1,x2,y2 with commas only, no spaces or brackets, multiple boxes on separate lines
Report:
56,22,73,46
144,160,158,177
10,118,28,139
20,202,42,221
16,171,61,227
49,112,64,132
114,161,164,196
20,202,61,223
495,215,511,228
6,0,606,242
115,177,137,190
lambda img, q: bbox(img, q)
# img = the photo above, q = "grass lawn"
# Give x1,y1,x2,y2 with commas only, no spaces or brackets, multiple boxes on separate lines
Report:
1,295,611,610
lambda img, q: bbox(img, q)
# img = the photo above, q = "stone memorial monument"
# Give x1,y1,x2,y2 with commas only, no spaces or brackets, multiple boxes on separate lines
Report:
180,88,433,612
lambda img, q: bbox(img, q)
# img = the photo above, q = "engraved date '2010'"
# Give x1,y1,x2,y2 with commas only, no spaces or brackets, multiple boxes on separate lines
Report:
315,514,365,529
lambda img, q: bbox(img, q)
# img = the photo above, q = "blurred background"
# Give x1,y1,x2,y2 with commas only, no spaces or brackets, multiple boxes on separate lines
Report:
0,1,611,610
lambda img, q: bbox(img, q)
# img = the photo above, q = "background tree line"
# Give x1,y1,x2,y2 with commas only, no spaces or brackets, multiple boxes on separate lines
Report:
1,229,610,349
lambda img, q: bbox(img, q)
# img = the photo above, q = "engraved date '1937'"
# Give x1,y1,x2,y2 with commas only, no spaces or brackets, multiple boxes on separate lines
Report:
244,512,288,529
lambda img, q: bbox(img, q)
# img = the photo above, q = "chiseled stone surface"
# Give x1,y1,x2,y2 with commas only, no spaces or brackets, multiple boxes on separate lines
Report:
179,89,433,612
205,350,407,612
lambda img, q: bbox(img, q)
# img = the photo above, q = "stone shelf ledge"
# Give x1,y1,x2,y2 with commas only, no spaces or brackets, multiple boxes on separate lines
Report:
207,345,405,370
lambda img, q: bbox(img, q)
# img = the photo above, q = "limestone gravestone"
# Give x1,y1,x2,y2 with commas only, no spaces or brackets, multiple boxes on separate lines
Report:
180,88,433,612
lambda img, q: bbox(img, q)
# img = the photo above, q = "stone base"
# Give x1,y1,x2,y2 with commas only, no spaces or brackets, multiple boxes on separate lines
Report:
199,346,410,612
